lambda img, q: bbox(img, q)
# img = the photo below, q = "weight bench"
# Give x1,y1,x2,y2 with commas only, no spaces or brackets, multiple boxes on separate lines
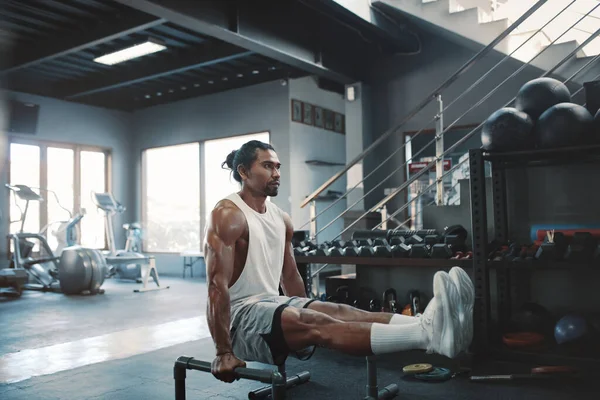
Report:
180,250,204,278
173,355,398,400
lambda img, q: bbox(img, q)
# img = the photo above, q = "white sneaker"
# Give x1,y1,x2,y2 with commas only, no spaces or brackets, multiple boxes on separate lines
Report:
420,271,462,358
449,266,475,352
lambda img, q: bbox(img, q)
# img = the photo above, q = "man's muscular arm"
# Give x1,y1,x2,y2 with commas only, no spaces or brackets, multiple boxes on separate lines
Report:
205,202,246,382
280,212,307,298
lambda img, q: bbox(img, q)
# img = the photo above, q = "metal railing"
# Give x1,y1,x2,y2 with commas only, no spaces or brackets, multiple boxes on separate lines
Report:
300,0,549,209
297,0,600,297
299,0,600,243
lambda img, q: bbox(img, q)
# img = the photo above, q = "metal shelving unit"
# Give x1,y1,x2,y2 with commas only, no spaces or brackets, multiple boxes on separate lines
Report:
468,144,600,366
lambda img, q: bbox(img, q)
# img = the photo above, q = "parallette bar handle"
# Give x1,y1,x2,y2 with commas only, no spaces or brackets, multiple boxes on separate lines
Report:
177,357,275,384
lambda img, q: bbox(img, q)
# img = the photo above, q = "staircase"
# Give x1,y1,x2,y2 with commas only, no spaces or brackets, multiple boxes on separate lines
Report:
372,0,600,84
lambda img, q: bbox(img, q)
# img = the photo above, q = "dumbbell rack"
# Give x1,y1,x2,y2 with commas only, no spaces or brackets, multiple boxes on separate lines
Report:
468,144,600,368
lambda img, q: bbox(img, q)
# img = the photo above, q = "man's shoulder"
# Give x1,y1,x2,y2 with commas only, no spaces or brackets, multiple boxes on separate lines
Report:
210,199,245,223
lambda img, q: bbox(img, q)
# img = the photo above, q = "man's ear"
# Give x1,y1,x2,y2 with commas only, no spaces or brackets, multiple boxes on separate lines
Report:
237,164,249,180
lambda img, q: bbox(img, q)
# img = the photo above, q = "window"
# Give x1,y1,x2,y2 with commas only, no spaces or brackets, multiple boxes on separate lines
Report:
80,151,107,249
9,143,41,235
142,143,200,252
141,132,270,253
8,139,111,251
203,132,270,225
46,147,74,251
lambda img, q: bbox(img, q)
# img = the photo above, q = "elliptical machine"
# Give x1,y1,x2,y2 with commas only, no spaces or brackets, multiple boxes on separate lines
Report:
5,184,108,295
92,192,146,281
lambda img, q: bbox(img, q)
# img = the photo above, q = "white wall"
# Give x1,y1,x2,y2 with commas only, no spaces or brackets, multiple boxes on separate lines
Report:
288,76,346,243
0,91,133,263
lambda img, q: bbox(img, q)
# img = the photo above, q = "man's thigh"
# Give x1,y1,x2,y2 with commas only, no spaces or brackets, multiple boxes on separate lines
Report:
231,296,317,365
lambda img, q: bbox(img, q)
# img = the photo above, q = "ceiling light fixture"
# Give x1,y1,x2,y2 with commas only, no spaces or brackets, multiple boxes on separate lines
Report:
93,38,167,66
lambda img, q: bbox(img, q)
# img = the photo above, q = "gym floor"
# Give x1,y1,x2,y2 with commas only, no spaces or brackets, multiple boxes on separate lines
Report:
0,276,597,400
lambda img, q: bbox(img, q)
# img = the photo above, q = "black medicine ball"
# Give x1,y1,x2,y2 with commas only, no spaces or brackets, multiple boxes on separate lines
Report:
535,102,594,149
481,107,534,151
515,77,571,121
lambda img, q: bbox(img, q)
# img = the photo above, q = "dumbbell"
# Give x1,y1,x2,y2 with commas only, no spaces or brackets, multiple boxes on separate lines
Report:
430,243,453,259
535,232,567,261
328,246,344,257
352,230,388,241
373,238,392,257
330,240,345,248
424,235,441,246
391,243,410,258
358,245,376,257
406,234,424,245
294,247,306,256
389,236,405,246
344,246,360,257
410,243,431,258
307,247,331,257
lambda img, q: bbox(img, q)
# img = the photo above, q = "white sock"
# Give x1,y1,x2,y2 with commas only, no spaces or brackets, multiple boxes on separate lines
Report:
370,322,428,355
389,313,419,325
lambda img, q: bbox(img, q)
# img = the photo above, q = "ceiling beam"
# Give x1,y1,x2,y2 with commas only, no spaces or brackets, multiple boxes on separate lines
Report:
99,66,307,111
0,8,166,75
59,42,253,99
111,0,360,84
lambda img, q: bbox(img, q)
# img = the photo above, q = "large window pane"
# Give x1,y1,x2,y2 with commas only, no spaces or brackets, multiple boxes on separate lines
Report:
80,151,106,249
9,143,41,235
46,147,75,250
203,132,270,224
144,143,200,252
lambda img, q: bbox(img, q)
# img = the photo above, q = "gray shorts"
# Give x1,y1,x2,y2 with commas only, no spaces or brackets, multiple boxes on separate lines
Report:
230,295,318,365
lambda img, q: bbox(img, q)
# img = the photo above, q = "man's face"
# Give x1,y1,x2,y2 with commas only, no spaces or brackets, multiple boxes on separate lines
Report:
241,149,281,197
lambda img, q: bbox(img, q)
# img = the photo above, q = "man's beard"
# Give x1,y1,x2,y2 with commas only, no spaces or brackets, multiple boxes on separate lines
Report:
265,185,279,197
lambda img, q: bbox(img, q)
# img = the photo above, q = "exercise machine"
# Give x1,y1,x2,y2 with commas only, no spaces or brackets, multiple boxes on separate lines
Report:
39,194,86,256
92,191,168,293
92,192,144,281
5,184,107,295
124,222,143,253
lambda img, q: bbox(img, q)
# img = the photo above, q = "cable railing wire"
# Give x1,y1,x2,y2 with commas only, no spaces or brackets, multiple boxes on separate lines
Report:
300,0,549,208
333,26,600,242
300,0,585,232
315,16,600,238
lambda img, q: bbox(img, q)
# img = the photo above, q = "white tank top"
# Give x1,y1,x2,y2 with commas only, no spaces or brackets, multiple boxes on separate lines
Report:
225,193,287,306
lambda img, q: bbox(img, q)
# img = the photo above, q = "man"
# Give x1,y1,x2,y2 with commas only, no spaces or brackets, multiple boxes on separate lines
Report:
205,140,474,383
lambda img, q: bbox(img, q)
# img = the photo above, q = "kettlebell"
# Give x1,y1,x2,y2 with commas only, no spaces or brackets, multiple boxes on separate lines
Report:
382,288,399,313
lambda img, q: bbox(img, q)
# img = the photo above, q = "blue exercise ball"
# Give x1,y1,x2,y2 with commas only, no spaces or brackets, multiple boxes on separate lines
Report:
554,314,588,345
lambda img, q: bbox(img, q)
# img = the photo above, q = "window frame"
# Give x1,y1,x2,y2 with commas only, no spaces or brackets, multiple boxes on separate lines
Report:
8,136,112,249
140,130,270,254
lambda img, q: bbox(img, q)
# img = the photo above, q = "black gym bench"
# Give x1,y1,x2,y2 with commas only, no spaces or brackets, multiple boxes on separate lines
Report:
173,355,398,399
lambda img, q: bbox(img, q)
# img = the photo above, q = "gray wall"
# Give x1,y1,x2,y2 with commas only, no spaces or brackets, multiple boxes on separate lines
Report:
131,80,291,275
365,31,543,212
288,76,346,243
358,30,600,320
0,91,134,264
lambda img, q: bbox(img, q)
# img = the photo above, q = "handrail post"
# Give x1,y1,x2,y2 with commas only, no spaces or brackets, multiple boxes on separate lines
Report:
309,200,317,242
435,94,444,205
380,205,388,230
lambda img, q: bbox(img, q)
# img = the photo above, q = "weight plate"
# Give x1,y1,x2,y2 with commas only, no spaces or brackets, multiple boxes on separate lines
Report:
403,363,433,375
414,367,452,382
